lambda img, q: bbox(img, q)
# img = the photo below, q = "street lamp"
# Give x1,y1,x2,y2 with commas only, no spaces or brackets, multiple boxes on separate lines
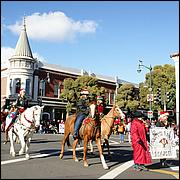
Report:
137,60,153,121
39,72,50,106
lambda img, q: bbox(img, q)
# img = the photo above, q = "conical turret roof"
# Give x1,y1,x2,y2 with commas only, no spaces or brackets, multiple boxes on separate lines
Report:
12,18,33,60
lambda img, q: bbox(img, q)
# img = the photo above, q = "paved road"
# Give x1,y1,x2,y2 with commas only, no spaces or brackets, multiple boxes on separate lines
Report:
1,133,179,179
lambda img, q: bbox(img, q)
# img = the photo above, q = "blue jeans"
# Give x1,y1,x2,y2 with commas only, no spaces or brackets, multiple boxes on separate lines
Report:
74,113,86,135
120,133,124,142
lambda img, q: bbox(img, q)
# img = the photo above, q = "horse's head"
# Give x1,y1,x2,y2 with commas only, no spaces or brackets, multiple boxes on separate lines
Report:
113,105,126,119
32,105,44,128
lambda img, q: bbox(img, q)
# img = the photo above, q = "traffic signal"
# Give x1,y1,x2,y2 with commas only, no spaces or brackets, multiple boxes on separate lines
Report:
153,94,159,104
156,88,161,102
166,92,170,102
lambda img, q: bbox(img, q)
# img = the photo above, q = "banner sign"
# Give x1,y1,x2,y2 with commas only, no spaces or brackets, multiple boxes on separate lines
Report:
149,127,177,159
59,123,65,134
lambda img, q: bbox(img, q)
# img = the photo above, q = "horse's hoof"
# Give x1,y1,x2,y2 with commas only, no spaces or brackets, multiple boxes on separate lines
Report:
84,162,89,167
103,165,109,170
10,152,16,157
19,151,24,155
25,154,30,160
74,157,79,162
59,154,63,159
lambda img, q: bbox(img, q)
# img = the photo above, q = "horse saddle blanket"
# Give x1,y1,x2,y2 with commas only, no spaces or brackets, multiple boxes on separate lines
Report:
83,117,91,124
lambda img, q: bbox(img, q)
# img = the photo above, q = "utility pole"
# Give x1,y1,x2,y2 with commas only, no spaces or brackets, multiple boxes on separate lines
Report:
137,60,153,122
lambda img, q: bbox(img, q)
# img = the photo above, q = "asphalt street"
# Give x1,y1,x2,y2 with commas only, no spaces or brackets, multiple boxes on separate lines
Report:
1,132,179,179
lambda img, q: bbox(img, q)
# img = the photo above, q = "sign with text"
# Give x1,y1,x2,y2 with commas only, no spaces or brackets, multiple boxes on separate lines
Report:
148,111,153,118
149,127,177,159
59,123,65,134
147,94,153,102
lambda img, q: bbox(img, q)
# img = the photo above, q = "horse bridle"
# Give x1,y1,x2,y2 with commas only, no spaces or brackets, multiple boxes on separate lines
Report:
21,110,36,129
100,107,123,128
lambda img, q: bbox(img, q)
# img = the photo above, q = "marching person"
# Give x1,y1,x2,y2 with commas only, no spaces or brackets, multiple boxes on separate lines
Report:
156,111,169,167
126,116,132,143
1,96,11,132
73,89,90,139
118,121,126,143
1,96,11,113
130,111,152,171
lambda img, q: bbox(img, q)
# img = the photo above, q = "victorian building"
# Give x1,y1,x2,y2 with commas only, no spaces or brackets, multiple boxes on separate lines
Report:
1,19,138,123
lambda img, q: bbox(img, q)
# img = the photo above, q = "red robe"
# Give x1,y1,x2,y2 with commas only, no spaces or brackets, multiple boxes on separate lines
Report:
130,118,152,165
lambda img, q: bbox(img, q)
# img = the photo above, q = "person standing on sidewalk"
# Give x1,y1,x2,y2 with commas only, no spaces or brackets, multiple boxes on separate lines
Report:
130,111,152,171
126,116,132,143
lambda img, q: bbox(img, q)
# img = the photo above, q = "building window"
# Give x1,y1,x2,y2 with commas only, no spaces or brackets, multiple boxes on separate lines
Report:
105,92,109,105
39,80,45,97
110,92,115,105
54,84,59,97
15,60,19,67
25,61,30,68
9,79,12,90
15,79,21,93
26,79,31,95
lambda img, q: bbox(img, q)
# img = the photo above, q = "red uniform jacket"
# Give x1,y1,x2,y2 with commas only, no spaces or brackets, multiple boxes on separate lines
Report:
97,104,104,114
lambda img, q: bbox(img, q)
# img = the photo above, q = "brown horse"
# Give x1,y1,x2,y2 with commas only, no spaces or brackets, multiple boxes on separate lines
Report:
59,113,109,169
89,105,125,156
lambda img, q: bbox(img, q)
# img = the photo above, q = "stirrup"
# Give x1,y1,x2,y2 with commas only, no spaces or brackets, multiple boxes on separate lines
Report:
73,133,78,139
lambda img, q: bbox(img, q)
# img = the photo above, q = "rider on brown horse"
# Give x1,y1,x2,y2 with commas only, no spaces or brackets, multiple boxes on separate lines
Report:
73,89,90,139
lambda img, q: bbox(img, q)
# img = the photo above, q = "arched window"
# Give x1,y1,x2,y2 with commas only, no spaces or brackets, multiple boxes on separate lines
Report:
26,79,31,96
54,83,59,97
15,79,21,93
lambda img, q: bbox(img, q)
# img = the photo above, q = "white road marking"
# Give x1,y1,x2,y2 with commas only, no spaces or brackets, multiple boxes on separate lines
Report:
170,166,179,171
98,160,134,179
1,151,59,165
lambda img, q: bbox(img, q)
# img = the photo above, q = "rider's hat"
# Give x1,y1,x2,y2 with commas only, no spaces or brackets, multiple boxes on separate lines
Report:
80,89,89,95
97,96,104,100
131,111,145,118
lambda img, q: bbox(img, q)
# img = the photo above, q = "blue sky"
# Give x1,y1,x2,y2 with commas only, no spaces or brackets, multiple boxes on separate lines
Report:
1,1,179,84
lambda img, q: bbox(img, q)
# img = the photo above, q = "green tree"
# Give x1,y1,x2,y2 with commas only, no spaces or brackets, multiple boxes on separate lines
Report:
139,64,176,111
60,75,106,115
116,83,139,111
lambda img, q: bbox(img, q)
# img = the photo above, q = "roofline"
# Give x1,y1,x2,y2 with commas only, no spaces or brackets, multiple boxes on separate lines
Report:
170,52,179,58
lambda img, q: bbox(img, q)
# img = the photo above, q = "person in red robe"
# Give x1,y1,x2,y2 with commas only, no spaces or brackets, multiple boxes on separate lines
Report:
130,111,152,171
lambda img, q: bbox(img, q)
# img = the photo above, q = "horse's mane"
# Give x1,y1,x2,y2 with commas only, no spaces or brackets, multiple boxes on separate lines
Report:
106,105,116,116
23,105,41,118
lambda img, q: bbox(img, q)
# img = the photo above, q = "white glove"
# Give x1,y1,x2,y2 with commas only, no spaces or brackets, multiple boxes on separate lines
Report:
4,109,9,113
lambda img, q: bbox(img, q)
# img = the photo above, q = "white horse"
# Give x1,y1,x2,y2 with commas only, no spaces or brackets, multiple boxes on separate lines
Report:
6,105,44,159
89,105,125,156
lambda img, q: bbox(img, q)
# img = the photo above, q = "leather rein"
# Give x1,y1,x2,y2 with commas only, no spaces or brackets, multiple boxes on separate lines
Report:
20,110,36,128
